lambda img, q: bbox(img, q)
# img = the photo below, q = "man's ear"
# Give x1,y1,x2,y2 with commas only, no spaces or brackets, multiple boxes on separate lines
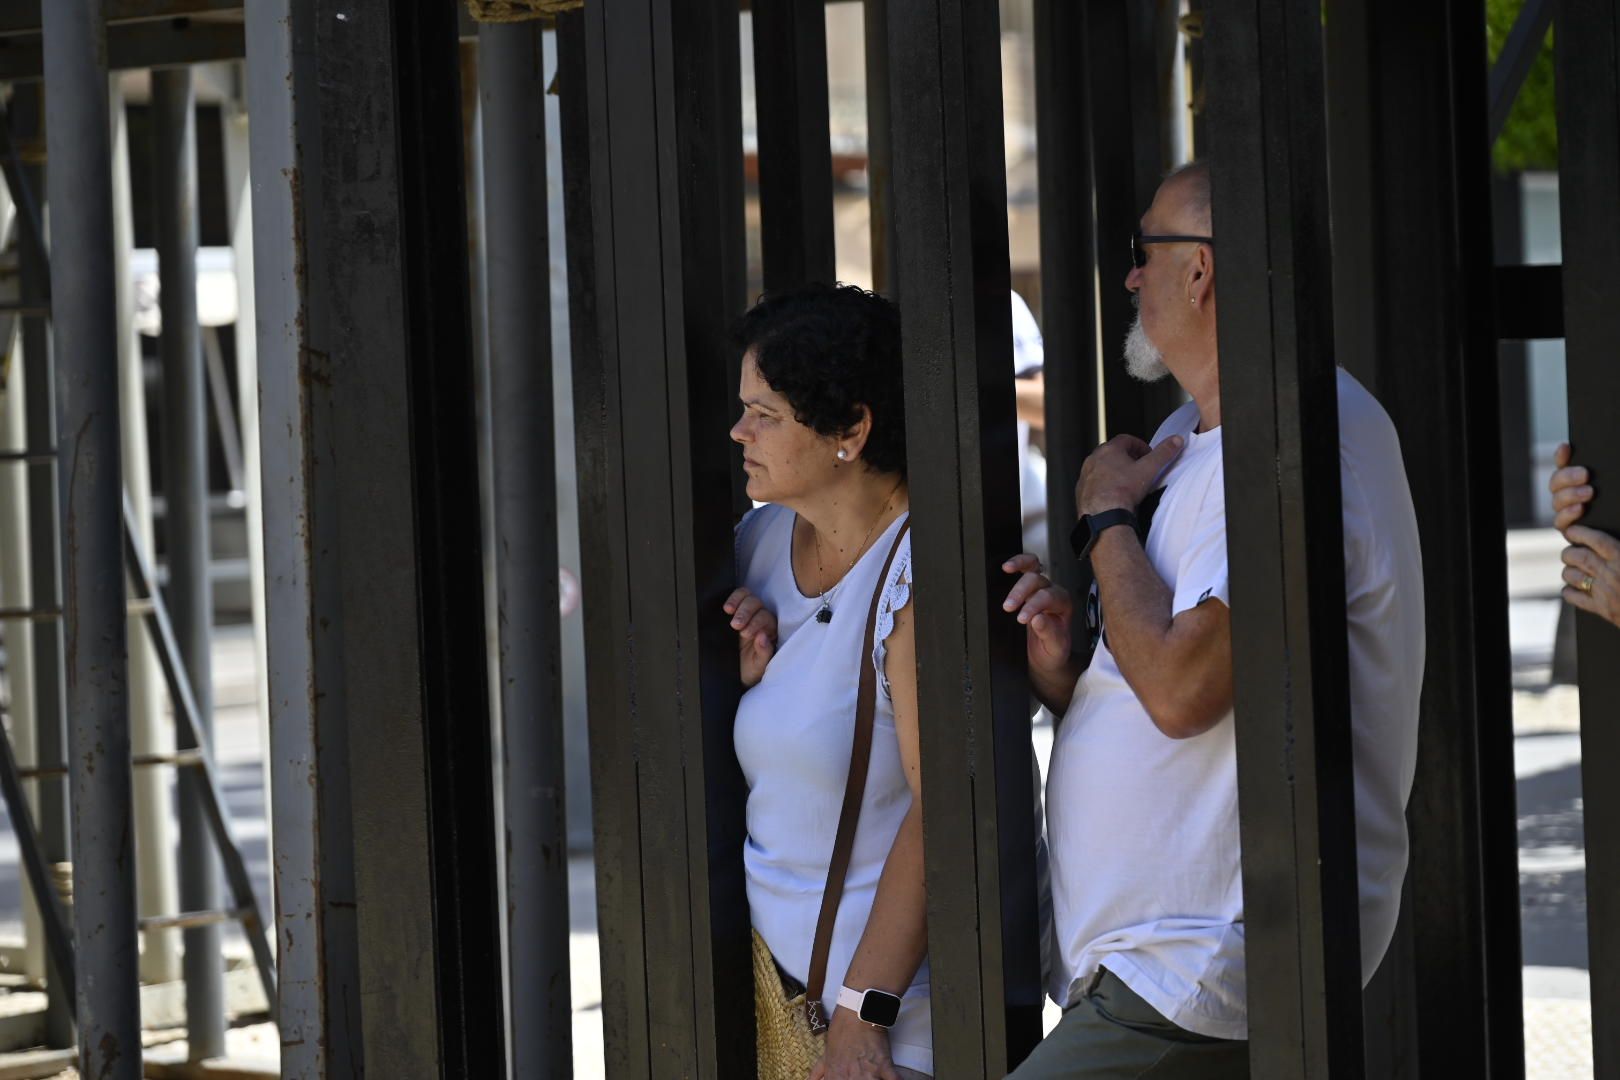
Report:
1187,245,1215,305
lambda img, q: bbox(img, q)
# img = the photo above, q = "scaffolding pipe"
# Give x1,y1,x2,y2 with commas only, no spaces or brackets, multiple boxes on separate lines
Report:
40,1,141,1074
152,66,225,1061
478,22,572,1075
111,80,182,989
11,84,72,1049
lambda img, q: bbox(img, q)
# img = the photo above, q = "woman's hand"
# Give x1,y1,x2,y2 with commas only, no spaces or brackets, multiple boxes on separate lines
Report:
1000,553,1073,674
1551,442,1594,531
1561,523,1620,628
723,587,777,687
808,1010,903,1080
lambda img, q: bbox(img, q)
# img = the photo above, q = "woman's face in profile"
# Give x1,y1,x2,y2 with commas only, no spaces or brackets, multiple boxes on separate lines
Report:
730,351,836,506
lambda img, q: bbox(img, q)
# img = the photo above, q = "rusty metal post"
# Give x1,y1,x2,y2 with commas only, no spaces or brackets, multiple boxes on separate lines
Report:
40,1,141,1075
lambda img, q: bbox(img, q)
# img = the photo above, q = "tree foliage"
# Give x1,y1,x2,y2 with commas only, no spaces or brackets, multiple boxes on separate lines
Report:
1487,0,1558,174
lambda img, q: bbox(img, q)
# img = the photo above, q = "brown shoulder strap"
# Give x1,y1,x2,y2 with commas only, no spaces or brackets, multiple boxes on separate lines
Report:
804,518,911,1028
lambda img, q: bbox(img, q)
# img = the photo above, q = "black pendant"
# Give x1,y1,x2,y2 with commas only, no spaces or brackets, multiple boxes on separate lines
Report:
816,603,833,624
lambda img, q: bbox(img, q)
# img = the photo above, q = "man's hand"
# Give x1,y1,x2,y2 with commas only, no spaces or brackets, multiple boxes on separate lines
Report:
723,588,777,688
1001,554,1073,674
1551,442,1594,532
1076,434,1185,517
809,1009,902,1080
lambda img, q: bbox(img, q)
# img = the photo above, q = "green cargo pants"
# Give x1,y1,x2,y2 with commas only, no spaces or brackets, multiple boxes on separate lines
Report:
1006,968,1249,1079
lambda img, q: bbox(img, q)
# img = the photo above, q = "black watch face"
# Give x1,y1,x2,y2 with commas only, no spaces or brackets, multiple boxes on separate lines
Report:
860,990,902,1027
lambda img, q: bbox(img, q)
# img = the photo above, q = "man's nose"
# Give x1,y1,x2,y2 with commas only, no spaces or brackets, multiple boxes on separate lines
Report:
1124,265,1143,292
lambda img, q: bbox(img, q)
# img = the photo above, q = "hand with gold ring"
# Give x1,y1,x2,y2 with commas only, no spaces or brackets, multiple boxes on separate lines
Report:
1551,443,1620,629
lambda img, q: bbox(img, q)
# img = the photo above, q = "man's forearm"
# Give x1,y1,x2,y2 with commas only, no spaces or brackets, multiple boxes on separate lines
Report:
1030,656,1083,716
1091,526,1177,704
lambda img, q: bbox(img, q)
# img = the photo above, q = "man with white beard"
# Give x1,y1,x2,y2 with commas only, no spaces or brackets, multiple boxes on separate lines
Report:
999,162,1424,1077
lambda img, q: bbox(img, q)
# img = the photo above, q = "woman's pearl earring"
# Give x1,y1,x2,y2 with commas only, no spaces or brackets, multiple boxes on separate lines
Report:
836,449,849,461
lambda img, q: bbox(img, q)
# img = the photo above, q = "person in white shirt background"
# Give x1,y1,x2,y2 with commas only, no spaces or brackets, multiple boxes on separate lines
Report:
998,161,1425,1078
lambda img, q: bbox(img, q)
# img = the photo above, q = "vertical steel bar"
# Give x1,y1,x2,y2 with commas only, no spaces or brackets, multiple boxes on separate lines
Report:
1206,0,1365,1074
887,0,1042,1071
152,66,225,1061
752,0,836,290
479,20,572,1077
863,0,897,298
1085,0,1183,442
10,84,73,1048
244,1,363,1072
39,2,141,1075
557,13,650,1073
1032,0,1100,606
1324,3,1522,1075
567,1,752,1072
1556,1,1620,1073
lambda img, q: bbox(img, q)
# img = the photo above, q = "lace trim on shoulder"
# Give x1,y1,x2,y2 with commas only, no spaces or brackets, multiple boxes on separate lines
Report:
871,540,913,702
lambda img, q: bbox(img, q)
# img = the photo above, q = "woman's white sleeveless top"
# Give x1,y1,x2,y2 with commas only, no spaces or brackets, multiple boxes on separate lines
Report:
733,503,932,1074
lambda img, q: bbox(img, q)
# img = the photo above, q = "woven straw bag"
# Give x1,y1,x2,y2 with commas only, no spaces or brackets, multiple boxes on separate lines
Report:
754,928,826,1079
750,521,911,1079
465,0,582,24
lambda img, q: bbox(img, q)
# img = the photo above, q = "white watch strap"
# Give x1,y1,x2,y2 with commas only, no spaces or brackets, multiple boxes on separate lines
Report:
837,985,866,1015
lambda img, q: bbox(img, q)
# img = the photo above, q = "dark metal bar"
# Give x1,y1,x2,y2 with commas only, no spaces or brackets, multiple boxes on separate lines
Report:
121,493,278,1020
10,87,70,1048
0,1,243,37
1032,0,1100,604
153,66,226,1061
1325,2,1523,1075
1556,2,1620,1073
568,1,753,1073
752,0,836,290
1206,0,1364,1074
478,20,572,1077
395,5,508,1074
1085,0,1182,442
556,13,651,1073
1492,174,1535,526
0,100,48,272
201,328,245,495
243,0,363,1069
1488,0,1554,144
40,3,140,1075
1493,264,1565,341
0,21,246,82
863,0,897,297
0,451,54,465
886,0,1041,1071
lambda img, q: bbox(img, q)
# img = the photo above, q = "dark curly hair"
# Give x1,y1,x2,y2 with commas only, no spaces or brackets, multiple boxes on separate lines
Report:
731,283,907,477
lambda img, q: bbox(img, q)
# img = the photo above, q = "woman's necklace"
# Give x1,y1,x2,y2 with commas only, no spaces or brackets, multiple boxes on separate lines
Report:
810,481,905,624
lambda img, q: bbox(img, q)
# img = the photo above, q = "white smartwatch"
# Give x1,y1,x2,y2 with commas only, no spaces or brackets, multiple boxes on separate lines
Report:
837,985,903,1028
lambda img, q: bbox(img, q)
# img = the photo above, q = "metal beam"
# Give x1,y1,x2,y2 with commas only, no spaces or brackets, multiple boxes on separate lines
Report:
152,66,226,1061
752,0,836,290
1206,0,1365,1074
9,85,73,1050
1493,264,1565,340
1488,0,1553,144
478,19,572,1077
0,1,242,37
0,20,245,81
886,0,1041,1072
1555,2,1620,1073
1085,0,1184,442
1325,2,1523,1075
245,1,505,1075
562,1,753,1072
1032,0,1100,607
40,2,141,1076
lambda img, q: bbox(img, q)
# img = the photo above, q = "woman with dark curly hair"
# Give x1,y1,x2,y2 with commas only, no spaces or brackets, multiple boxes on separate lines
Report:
724,283,930,1079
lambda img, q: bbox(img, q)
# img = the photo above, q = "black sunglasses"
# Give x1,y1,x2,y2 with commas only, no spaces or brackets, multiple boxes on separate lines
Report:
1132,229,1215,268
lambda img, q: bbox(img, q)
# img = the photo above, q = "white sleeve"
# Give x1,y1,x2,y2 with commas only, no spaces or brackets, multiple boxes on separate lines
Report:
1169,484,1229,616
871,538,913,702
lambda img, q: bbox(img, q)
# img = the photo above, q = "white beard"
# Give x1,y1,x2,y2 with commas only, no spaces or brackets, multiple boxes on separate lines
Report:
1124,314,1170,383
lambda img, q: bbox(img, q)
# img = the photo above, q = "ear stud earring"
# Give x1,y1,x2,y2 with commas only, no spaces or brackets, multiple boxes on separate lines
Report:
836,449,849,460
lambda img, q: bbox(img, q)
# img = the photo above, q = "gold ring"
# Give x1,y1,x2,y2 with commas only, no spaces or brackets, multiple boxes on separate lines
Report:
1580,575,1596,595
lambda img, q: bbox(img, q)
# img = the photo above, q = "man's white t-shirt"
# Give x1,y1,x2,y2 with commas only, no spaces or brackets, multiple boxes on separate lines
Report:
1045,367,1424,1041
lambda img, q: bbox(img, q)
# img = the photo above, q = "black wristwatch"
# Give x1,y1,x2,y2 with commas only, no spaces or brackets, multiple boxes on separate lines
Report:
1070,508,1138,564
837,985,903,1028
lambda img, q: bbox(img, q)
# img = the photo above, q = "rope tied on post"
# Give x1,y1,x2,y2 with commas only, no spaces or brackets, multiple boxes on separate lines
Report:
466,0,583,23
